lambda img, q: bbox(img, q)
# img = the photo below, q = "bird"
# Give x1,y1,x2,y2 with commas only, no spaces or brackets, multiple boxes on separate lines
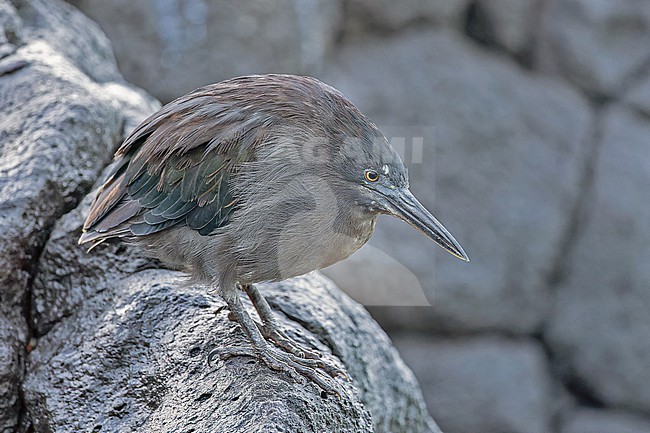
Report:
79,74,468,393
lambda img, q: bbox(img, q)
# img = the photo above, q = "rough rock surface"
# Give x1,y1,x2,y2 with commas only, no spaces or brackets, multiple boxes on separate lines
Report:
561,408,650,433
537,0,650,97
26,265,440,433
68,0,342,102
546,106,650,413
0,0,158,430
322,29,591,334
393,335,553,433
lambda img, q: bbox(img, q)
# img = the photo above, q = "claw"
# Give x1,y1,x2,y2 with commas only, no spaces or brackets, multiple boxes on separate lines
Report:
208,343,345,396
256,322,321,360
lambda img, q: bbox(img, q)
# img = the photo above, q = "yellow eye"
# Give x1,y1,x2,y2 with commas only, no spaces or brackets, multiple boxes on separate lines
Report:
365,170,379,182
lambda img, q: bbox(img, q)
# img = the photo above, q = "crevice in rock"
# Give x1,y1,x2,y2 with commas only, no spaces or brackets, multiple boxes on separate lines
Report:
523,0,548,70
463,1,497,49
545,103,605,289
14,204,84,431
533,331,606,410
463,0,538,69
536,99,609,429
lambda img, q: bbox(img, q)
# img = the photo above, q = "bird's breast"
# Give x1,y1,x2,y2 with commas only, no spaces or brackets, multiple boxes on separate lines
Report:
231,209,376,283
316,214,376,269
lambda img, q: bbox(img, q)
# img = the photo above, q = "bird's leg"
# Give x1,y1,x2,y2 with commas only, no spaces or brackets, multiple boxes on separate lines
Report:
241,283,321,360
208,282,345,394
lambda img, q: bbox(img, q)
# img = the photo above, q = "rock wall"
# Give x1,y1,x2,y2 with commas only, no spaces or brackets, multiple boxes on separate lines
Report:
63,0,650,432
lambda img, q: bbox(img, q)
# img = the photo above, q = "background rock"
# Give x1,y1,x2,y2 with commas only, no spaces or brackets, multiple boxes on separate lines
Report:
25,266,440,433
476,0,541,57
624,73,650,117
537,0,650,97
393,336,553,433
68,0,343,103
343,0,469,35
561,408,650,433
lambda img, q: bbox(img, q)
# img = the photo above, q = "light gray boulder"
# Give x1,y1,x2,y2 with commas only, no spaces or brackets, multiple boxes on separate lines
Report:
393,335,554,433
25,265,441,433
537,0,650,97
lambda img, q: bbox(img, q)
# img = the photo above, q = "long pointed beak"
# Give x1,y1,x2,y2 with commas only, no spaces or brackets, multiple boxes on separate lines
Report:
384,189,469,261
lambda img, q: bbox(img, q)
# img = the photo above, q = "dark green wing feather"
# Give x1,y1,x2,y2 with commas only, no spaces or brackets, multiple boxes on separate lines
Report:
79,84,266,247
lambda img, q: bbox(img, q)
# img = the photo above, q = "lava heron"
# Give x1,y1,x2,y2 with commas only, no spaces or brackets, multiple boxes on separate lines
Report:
79,74,468,393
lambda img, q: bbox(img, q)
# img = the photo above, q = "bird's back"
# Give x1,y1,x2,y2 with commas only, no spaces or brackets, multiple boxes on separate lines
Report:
81,75,330,246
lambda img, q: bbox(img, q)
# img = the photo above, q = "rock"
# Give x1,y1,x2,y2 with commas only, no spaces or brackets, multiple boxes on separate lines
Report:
322,29,591,334
477,0,541,56
67,0,342,102
537,0,650,97
25,267,440,433
0,0,158,429
546,106,650,413
623,73,650,117
561,408,650,433
13,0,121,83
0,314,25,433
393,336,553,433
0,1,22,50
30,183,159,337
343,0,469,34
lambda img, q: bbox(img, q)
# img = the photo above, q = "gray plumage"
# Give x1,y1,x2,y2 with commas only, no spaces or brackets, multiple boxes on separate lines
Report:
80,74,467,393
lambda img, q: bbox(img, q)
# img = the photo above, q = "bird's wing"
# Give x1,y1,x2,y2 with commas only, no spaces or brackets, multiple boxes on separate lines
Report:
79,87,268,246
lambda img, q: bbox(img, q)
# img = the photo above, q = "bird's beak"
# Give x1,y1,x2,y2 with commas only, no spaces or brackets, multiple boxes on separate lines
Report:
383,188,469,261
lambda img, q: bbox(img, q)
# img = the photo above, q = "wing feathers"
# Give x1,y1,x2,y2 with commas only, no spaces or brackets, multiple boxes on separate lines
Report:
79,84,264,246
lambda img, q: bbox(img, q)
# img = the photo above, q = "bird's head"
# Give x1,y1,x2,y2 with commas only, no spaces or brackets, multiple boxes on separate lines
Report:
332,127,469,262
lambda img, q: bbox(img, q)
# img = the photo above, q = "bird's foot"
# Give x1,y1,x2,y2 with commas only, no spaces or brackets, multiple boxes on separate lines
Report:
257,323,321,359
259,326,347,380
208,343,347,397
